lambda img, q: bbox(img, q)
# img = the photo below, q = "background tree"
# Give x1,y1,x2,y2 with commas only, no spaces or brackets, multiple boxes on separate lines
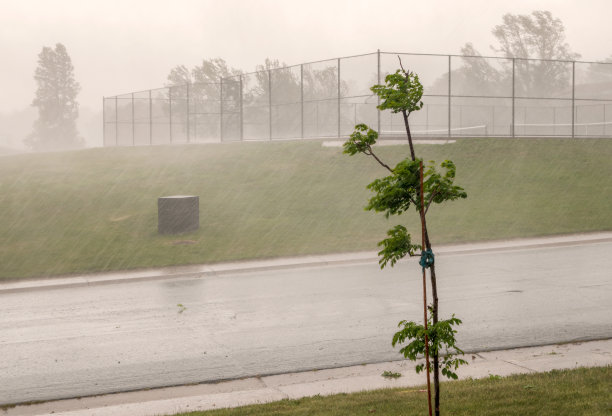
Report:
191,58,242,114
585,55,612,86
166,58,242,87
454,43,506,96
165,58,242,137
491,11,578,62
26,43,82,151
253,58,300,101
344,64,467,416
492,11,580,96
166,58,242,106
432,11,580,98
165,57,353,139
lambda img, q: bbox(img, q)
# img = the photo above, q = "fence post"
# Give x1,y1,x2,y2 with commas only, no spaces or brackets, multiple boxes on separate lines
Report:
149,90,153,145
377,49,381,134
102,97,105,147
186,82,190,143
572,61,575,138
268,70,272,140
316,102,319,136
337,57,341,138
300,64,304,138
219,78,223,142
448,55,451,138
193,84,197,140
169,87,173,143
115,96,118,146
510,58,516,138
240,75,244,141
605,104,608,136
131,93,135,146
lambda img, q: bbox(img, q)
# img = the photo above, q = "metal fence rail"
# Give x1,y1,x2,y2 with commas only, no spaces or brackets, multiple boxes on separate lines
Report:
103,50,612,146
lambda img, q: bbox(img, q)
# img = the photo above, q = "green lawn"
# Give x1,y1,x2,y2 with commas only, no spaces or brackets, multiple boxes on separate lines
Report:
0,138,610,280
173,366,612,416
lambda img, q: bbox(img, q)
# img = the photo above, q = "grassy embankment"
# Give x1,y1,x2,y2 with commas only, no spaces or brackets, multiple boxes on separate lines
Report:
173,366,612,416
0,138,610,280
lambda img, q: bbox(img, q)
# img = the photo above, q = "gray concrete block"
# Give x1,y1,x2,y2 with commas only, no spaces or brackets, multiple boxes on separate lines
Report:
158,195,199,235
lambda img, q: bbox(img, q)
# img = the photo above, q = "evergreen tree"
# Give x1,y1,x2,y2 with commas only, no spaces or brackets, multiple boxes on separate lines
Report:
26,43,82,151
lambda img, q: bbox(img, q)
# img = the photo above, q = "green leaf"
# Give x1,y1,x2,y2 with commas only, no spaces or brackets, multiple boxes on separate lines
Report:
370,70,424,115
366,158,421,216
365,158,467,218
377,225,420,269
343,124,378,156
392,314,468,380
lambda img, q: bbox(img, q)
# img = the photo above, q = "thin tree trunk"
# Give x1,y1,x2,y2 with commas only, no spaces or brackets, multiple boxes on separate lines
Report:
425,226,440,415
402,110,416,161
405,102,440,415
418,162,433,416
430,265,440,415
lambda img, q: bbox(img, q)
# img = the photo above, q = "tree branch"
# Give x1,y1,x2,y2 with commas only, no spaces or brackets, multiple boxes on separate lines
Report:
398,55,408,76
402,111,416,161
424,191,439,215
366,145,393,172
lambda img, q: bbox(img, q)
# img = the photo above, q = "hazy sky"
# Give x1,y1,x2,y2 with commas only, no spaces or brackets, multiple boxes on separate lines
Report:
1,0,611,113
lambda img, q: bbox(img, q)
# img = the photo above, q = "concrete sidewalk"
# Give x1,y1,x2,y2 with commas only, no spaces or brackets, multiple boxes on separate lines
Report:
2,231,612,294
4,339,611,416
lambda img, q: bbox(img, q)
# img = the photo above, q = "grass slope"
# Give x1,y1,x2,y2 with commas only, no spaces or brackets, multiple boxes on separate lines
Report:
174,366,612,416
0,139,610,280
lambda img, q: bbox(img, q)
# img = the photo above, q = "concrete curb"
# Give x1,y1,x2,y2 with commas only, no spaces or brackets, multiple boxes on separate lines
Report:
2,231,611,294
5,339,612,416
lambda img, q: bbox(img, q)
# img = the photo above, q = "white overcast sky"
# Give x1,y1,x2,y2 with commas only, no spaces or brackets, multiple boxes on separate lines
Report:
0,0,610,113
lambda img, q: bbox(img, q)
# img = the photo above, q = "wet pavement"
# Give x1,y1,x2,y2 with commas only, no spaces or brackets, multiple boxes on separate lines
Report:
1,234,611,405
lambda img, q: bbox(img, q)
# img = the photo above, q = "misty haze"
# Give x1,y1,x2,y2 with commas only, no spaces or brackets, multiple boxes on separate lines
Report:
0,1,611,416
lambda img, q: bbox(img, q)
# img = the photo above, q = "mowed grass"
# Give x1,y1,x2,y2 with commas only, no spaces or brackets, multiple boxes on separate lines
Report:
0,138,610,280
173,366,612,416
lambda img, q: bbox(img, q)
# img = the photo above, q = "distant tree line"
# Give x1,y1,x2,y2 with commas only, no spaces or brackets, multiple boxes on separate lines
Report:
164,57,349,138
23,11,612,150
165,57,347,104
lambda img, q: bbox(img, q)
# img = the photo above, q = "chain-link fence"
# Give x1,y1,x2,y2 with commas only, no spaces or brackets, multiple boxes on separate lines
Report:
103,51,612,146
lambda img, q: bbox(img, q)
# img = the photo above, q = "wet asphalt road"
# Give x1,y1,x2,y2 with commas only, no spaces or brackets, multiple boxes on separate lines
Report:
1,240,611,404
